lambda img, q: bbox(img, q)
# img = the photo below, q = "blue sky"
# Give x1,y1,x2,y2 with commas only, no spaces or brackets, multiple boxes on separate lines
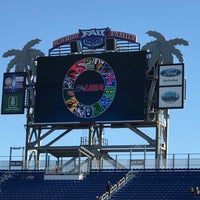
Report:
0,0,199,158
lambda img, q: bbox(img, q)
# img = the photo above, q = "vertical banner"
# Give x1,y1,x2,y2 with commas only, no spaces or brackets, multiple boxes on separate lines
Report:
158,64,184,109
1,72,26,114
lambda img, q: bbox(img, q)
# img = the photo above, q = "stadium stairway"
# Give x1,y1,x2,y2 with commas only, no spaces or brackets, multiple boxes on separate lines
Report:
110,169,200,200
0,169,128,200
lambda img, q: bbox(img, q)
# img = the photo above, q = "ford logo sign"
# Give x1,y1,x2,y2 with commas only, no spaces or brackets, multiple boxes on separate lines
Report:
160,68,181,77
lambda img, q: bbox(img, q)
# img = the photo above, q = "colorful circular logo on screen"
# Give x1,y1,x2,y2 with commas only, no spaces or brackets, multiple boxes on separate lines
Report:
62,57,117,118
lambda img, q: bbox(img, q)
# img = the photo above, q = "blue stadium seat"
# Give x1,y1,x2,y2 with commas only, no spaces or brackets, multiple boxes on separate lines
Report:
0,169,128,200
110,170,200,200
1,169,200,199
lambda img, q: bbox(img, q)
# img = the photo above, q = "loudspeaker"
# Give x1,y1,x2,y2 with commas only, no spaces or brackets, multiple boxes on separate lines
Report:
105,38,115,51
70,41,80,53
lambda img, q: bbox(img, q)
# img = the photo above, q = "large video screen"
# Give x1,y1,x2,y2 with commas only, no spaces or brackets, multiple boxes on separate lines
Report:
34,52,147,124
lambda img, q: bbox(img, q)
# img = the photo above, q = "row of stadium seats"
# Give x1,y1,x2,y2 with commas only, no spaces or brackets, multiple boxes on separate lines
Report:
1,169,200,199
0,170,128,200
110,170,200,200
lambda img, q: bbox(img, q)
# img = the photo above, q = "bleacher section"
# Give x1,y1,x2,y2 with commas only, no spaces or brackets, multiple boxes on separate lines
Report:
111,169,200,200
1,169,200,199
0,170,128,200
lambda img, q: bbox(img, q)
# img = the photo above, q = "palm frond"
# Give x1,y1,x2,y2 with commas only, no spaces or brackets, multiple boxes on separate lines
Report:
142,41,157,52
169,38,189,46
171,47,184,63
2,49,21,58
148,51,161,69
30,49,45,58
23,39,41,50
162,52,174,64
146,31,166,41
6,58,18,72
15,64,26,72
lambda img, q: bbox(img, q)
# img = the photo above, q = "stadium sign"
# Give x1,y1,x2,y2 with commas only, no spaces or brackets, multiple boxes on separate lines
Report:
52,27,137,48
79,28,109,49
158,64,184,109
159,64,183,87
1,72,26,114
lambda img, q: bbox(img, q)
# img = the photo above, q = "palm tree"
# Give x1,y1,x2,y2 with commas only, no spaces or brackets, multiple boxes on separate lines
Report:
3,39,45,110
142,31,189,69
141,31,189,164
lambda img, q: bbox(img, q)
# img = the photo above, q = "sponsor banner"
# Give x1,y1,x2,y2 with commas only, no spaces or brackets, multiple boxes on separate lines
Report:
1,72,26,114
52,28,137,48
53,33,80,48
158,86,183,108
159,64,184,86
107,31,137,42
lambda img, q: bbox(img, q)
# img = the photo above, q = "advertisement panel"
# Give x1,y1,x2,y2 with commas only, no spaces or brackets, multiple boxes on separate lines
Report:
159,64,184,86
158,63,184,109
1,72,26,114
34,52,147,124
158,86,183,108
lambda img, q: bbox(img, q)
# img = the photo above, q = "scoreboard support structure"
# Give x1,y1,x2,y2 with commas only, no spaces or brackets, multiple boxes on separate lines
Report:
24,112,168,170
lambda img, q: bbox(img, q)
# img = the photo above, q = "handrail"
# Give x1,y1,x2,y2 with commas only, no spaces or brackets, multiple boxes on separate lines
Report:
100,170,134,200
0,171,14,184
100,191,109,200
118,177,125,188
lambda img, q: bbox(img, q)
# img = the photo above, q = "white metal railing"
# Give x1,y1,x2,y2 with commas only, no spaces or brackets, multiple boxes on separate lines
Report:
100,170,135,200
1,153,200,171
49,39,140,56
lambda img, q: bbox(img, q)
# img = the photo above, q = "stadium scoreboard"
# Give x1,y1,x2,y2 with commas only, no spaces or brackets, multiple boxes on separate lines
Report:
34,51,147,124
